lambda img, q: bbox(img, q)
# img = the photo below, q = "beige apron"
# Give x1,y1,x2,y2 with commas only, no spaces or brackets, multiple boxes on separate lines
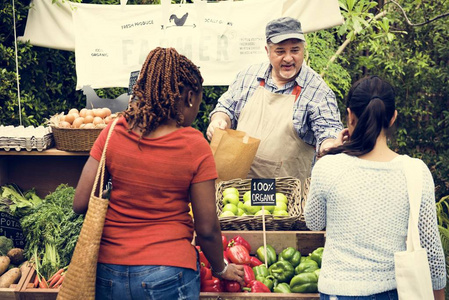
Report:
236,81,315,184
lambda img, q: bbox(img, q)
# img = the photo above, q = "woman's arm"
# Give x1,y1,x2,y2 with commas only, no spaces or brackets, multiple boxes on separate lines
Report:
190,180,244,285
73,156,105,214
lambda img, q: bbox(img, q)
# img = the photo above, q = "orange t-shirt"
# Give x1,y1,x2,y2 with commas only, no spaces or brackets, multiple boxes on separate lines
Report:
90,117,217,270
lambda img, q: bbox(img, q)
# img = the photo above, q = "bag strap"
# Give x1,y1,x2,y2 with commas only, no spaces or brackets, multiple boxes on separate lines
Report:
91,117,119,199
401,154,424,251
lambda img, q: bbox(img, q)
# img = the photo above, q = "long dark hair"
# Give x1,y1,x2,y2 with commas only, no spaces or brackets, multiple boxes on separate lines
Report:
323,75,395,157
124,47,203,136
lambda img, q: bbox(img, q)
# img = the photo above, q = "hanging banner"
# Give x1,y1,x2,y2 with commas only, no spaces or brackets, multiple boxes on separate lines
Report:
19,0,344,88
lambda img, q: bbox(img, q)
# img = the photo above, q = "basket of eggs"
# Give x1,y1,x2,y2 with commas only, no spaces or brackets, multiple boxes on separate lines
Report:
48,107,117,151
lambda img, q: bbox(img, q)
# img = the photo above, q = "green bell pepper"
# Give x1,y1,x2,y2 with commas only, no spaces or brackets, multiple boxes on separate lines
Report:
268,260,294,283
300,256,312,263
273,282,291,293
295,259,319,275
254,265,276,291
256,244,277,266
310,247,324,267
278,247,301,267
290,273,318,293
257,275,276,291
314,268,320,279
253,264,270,278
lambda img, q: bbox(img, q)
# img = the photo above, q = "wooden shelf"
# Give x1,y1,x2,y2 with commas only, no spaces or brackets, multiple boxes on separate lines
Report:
0,148,89,156
0,148,89,197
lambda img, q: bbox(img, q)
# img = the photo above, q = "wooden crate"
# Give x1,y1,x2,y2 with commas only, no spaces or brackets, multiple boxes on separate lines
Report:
18,267,58,300
0,263,33,300
200,292,319,300
198,231,324,299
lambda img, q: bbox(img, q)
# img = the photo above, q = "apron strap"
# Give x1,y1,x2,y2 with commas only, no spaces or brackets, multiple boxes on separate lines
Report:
259,79,302,102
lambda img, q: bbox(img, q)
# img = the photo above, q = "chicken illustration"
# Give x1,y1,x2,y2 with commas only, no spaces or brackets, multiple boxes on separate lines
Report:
169,12,188,26
82,85,129,113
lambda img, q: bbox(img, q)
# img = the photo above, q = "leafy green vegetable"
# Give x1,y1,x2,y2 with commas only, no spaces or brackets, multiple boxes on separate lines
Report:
0,236,14,256
0,185,42,218
20,184,84,279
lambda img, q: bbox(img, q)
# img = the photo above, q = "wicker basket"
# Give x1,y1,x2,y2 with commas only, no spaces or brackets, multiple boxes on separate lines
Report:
51,126,104,151
293,177,311,230
215,176,302,231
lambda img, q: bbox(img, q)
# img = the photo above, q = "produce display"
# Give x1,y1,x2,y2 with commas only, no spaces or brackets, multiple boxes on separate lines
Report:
48,108,116,129
198,233,323,294
219,187,289,217
0,184,83,290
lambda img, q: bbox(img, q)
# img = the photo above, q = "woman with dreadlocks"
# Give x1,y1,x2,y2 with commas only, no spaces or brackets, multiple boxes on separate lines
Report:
73,47,245,299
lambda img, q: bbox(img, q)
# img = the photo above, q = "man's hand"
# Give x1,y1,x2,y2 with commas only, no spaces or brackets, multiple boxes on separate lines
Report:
206,116,230,141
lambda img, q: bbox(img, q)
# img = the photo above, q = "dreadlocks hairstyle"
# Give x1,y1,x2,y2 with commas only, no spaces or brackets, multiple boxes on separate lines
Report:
124,47,203,137
322,75,396,157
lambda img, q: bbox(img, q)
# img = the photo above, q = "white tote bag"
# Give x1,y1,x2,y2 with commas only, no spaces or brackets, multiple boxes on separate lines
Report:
394,155,434,299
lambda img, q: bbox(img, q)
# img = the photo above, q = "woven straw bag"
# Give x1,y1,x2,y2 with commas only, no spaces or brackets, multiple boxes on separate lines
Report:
57,118,118,300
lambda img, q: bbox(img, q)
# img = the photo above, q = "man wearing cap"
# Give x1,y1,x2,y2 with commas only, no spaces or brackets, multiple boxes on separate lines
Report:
207,17,343,183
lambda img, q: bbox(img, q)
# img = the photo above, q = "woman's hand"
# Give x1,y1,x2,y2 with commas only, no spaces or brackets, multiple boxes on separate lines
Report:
218,263,245,286
337,128,351,145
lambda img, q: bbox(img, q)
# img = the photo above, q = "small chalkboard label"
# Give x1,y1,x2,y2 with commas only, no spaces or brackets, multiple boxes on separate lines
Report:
128,70,140,95
250,178,276,206
0,212,26,248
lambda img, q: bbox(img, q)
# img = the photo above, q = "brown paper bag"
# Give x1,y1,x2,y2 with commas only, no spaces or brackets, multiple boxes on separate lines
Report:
210,129,260,182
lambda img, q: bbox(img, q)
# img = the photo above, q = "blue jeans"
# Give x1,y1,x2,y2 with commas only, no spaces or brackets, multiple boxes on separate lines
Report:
320,290,398,300
95,262,200,300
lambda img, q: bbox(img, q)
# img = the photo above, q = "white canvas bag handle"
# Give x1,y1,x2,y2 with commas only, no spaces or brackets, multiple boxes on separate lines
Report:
401,155,424,252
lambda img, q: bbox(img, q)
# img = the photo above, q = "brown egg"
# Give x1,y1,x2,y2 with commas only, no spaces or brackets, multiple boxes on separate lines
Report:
103,108,112,117
93,116,104,125
83,123,96,129
104,116,112,124
69,108,79,115
59,121,71,128
94,108,107,119
64,114,76,124
85,109,95,117
72,117,85,128
79,108,88,118
84,115,94,124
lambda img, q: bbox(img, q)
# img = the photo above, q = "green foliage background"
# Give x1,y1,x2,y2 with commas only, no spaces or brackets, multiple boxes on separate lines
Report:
1,0,448,200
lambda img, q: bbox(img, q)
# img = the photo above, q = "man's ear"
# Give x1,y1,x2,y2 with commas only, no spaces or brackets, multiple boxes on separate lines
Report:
265,45,269,57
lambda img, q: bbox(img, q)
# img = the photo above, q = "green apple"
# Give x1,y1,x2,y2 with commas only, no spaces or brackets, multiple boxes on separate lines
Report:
220,210,235,217
274,201,288,212
222,203,238,215
276,193,288,204
243,200,261,215
223,193,240,206
237,208,245,216
255,209,271,216
273,210,289,217
223,187,239,198
243,191,251,202
238,201,245,209
265,205,276,213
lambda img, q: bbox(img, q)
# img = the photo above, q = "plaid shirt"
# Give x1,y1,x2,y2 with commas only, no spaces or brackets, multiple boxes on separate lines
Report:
211,62,343,151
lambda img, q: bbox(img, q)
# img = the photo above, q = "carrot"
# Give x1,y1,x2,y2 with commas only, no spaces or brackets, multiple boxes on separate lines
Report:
52,274,65,288
49,274,61,288
33,274,39,288
38,277,48,289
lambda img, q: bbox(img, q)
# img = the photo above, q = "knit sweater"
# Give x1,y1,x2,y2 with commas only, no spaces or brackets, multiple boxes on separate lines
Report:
304,153,446,296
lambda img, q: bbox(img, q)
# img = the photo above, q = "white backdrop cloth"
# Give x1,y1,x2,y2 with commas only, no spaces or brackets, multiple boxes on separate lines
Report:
19,0,343,88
